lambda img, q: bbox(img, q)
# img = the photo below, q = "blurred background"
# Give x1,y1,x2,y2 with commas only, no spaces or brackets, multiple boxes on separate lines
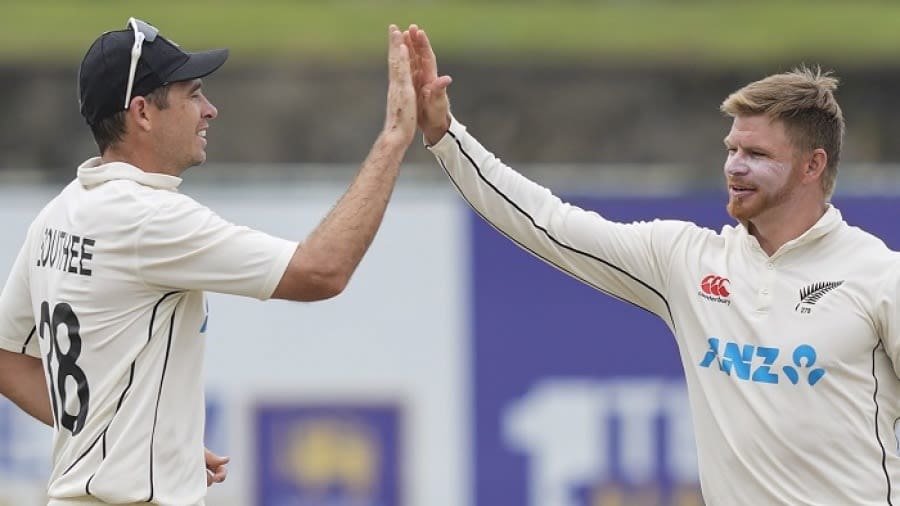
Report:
1,1,899,505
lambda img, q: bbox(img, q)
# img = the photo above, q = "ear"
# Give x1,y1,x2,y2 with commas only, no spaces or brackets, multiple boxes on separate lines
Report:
127,96,154,132
801,148,828,184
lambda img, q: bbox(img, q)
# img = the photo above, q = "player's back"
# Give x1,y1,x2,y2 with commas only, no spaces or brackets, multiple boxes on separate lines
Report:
28,170,208,505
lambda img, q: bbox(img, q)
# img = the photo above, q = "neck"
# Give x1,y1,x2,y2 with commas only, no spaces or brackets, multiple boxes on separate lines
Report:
746,198,827,256
101,145,181,177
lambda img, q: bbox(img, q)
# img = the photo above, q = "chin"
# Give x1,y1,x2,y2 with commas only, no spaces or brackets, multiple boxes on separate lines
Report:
727,197,762,222
192,152,207,167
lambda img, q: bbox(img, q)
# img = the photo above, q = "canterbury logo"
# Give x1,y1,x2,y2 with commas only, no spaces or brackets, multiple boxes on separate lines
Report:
795,281,844,312
700,275,730,297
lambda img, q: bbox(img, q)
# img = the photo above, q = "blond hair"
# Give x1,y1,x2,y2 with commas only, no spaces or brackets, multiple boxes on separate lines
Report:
720,66,845,198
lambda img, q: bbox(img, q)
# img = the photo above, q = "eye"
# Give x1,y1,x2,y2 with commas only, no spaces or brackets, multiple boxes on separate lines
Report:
726,147,737,155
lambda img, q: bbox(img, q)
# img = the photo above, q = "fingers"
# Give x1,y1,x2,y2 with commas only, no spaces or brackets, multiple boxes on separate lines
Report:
387,24,412,87
384,24,418,144
204,448,231,467
403,29,422,90
426,75,453,97
207,454,230,467
204,447,229,487
399,23,452,139
206,465,228,487
408,24,438,83
405,24,452,100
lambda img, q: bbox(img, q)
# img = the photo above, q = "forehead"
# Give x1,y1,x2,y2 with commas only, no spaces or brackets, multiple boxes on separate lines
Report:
724,115,791,146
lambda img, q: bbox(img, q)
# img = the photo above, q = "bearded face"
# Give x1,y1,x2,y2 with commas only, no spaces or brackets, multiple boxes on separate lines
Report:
723,116,804,223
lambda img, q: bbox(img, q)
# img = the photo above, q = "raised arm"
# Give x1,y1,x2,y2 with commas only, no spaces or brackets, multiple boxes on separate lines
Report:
271,25,417,301
405,24,690,323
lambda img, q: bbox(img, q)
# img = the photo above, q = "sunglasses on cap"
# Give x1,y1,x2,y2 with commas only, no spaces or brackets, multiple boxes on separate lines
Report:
124,17,159,110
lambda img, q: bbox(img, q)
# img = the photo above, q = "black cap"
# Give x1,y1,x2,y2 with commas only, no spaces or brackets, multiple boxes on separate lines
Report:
78,18,229,126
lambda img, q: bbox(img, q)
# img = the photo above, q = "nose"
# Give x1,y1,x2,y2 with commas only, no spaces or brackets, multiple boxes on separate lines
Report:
202,96,218,120
724,153,749,177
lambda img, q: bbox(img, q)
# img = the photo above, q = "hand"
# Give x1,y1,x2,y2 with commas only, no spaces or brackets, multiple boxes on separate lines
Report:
383,24,417,147
205,447,230,487
405,24,453,145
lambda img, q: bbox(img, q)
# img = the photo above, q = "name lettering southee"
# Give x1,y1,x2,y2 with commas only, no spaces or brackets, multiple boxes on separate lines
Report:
36,228,95,277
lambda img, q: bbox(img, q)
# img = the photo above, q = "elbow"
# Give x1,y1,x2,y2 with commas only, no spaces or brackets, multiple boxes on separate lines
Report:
273,246,359,302
274,263,352,302
301,253,354,299
309,271,350,300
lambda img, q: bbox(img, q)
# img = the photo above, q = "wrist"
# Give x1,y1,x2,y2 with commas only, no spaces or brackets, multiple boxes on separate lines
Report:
377,129,413,150
424,117,451,145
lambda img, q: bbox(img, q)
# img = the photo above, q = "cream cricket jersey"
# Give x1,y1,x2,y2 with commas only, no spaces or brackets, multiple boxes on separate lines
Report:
0,158,297,505
429,118,900,505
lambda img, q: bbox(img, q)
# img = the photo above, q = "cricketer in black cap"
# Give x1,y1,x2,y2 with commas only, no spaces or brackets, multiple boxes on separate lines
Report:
0,22,419,504
79,18,228,127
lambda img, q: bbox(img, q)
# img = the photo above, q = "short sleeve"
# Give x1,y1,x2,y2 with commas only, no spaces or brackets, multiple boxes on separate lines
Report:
0,240,40,358
136,196,297,300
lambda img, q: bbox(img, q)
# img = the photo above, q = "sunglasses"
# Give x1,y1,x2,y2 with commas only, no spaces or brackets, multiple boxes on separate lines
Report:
124,17,159,109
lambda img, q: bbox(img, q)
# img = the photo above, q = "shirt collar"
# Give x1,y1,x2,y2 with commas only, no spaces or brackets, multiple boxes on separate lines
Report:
76,157,183,190
739,204,843,256
793,204,842,244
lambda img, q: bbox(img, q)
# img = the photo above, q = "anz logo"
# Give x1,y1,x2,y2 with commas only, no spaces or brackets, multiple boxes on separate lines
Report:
699,338,826,386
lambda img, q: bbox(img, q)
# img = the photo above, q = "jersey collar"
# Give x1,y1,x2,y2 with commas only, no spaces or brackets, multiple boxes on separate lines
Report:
741,204,842,257
795,204,842,243
77,157,183,190
776,203,842,248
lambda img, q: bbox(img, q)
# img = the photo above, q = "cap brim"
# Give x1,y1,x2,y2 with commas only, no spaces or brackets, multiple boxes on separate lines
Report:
166,48,229,83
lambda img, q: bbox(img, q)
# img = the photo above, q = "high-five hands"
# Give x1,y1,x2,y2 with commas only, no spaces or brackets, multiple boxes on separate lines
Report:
404,25,453,145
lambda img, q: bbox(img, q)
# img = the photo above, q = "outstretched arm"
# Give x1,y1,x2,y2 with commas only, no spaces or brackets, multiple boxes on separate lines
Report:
406,25,681,322
272,25,417,301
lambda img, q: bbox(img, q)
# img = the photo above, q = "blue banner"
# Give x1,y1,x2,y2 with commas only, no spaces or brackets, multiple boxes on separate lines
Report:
255,402,402,506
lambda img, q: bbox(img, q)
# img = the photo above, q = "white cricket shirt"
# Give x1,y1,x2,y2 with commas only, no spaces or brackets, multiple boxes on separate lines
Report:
429,118,900,505
0,158,297,505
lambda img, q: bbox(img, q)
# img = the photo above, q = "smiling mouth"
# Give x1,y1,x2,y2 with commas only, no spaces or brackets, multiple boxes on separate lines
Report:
728,183,756,195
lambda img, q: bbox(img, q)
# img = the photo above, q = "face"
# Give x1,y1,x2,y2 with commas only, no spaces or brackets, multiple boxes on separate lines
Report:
723,115,804,222
149,79,218,173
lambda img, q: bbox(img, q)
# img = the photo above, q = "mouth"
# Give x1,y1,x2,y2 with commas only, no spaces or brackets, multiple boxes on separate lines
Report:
728,183,756,198
198,129,208,145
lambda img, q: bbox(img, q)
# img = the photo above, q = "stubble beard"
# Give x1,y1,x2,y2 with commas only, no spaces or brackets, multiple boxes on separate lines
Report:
726,193,758,222
726,168,802,223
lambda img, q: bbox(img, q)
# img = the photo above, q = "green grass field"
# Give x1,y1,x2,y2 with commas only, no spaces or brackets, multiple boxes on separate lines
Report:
3,1,900,66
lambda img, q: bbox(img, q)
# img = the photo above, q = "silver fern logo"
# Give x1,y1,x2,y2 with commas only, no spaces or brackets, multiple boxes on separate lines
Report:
795,281,844,313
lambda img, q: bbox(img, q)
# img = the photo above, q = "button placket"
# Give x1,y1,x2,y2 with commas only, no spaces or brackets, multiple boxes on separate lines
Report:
756,260,776,310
